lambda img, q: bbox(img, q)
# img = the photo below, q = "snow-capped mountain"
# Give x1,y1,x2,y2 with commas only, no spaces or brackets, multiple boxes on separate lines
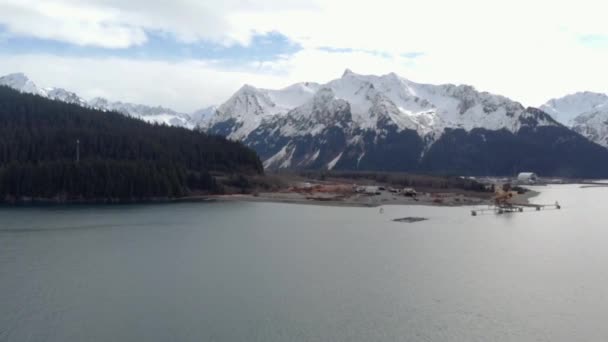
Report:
0,73,90,107
208,70,573,173
541,92,608,148
211,70,557,140
88,97,192,128
209,82,320,139
210,70,557,143
3,71,607,177
0,72,197,128
0,73,48,97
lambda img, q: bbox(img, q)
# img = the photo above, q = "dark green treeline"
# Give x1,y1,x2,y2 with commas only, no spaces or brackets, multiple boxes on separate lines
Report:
0,86,263,201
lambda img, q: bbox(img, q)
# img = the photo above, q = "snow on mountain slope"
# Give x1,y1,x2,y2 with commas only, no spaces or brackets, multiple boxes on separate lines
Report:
330,70,557,135
541,92,608,126
88,97,193,128
0,72,198,128
541,92,608,148
268,82,321,109
278,87,352,136
210,69,558,141
209,82,320,139
0,73,47,97
571,105,608,148
191,105,218,127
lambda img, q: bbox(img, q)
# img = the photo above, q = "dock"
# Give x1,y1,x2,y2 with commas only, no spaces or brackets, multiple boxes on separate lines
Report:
471,202,561,216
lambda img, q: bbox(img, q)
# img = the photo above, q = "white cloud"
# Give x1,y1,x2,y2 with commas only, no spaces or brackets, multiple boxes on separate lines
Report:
0,0,147,48
0,54,292,112
230,0,608,53
1,0,608,108
0,0,314,47
5,0,603,52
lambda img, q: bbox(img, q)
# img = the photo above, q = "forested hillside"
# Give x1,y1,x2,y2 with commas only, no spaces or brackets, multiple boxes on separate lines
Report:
0,86,263,202
419,126,608,178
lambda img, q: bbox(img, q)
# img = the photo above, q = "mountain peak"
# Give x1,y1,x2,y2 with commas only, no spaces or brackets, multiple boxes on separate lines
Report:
541,91,608,127
540,91,608,147
577,91,607,97
0,72,46,96
546,91,608,105
1,72,29,83
238,84,259,92
342,68,355,77
385,71,400,80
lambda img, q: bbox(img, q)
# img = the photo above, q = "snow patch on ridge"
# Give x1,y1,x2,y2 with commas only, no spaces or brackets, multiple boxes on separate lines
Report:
263,145,296,169
327,152,343,170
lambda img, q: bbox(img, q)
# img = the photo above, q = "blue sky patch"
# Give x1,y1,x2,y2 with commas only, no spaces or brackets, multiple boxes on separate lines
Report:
0,26,302,63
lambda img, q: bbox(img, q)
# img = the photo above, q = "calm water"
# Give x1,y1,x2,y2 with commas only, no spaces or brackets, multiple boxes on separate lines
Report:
2,185,608,341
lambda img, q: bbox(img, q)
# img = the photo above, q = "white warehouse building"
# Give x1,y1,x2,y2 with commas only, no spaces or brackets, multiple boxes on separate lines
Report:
517,172,538,183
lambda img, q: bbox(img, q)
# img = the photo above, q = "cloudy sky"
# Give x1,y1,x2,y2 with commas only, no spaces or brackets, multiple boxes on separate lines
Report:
1,0,607,112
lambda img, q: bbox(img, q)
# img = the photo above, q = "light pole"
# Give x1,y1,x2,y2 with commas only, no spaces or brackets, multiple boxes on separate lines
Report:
76,139,80,164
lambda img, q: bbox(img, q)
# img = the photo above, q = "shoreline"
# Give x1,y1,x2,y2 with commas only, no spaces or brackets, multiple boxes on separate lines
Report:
212,191,493,208
0,187,542,209
211,186,542,209
513,188,540,205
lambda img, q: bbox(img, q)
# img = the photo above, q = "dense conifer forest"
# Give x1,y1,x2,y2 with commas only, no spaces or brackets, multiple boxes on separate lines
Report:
0,86,263,202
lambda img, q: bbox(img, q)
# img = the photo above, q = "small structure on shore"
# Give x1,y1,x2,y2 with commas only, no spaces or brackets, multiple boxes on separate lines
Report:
301,182,313,189
402,188,417,197
354,185,381,195
517,172,538,184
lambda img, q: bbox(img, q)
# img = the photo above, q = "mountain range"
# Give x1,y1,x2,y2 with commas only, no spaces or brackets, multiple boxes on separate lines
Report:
3,70,608,177
0,73,208,128
205,70,608,177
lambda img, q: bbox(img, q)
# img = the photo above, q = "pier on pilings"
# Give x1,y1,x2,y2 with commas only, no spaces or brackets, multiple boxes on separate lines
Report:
471,202,561,216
